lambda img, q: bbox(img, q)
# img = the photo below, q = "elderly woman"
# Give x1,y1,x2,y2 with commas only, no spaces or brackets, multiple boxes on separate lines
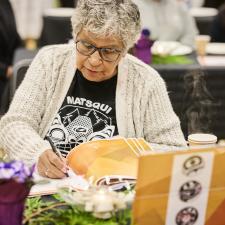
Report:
133,0,198,48
0,0,186,179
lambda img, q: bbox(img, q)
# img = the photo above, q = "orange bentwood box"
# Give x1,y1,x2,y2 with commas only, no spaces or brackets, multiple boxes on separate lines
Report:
133,145,225,225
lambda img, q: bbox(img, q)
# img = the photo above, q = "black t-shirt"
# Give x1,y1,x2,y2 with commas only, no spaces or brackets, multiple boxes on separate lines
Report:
46,69,118,157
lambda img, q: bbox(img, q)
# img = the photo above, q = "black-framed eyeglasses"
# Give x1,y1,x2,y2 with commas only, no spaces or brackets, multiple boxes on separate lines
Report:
75,40,122,62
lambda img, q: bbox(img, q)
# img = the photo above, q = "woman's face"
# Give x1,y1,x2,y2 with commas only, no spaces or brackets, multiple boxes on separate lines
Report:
75,29,125,82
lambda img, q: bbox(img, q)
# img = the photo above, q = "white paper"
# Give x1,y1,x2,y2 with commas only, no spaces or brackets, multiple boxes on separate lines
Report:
29,170,89,197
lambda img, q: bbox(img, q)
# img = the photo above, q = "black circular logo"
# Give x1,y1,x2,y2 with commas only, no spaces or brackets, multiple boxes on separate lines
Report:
183,156,204,176
179,180,202,202
176,207,198,225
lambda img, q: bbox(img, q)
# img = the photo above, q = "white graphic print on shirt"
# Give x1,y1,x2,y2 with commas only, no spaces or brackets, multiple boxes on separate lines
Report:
46,97,116,157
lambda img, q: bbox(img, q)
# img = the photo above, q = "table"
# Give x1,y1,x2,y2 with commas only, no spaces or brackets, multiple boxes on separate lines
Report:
152,52,198,66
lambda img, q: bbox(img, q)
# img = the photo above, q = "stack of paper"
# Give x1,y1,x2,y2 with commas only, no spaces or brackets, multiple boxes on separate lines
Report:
29,170,89,197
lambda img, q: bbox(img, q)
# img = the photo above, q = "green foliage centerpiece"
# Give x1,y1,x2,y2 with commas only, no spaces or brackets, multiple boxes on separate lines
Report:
24,187,134,225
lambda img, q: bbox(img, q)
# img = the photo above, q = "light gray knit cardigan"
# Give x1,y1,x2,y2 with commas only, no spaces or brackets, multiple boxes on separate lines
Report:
0,44,186,166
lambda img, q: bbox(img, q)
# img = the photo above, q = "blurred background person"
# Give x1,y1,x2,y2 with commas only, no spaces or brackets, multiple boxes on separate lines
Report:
133,0,198,48
189,0,205,8
210,3,225,42
178,0,204,8
0,0,22,114
10,0,54,49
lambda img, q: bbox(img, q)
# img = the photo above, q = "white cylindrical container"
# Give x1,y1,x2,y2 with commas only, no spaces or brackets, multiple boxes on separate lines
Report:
188,133,217,146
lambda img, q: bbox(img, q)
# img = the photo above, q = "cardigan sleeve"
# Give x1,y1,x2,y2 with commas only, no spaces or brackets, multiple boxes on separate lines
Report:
143,75,187,149
0,49,51,166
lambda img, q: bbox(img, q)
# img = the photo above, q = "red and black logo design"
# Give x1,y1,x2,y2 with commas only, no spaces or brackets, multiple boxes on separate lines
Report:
183,155,204,176
176,207,198,225
179,180,202,202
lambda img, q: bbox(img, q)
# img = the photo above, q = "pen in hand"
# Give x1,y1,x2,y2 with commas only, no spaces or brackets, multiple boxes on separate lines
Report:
46,136,69,177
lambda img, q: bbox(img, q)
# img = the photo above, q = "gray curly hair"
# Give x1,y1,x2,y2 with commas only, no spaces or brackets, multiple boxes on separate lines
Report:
71,0,141,50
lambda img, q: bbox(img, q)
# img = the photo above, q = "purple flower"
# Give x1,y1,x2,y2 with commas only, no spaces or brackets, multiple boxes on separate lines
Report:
0,161,34,183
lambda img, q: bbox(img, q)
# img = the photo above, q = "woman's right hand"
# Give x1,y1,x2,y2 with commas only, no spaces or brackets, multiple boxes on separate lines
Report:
37,149,68,179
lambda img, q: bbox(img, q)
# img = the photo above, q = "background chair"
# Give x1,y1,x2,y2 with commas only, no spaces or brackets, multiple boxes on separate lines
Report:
153,65,201,138
195,16,216,35
202,66,225,140
0,59,32,158
60,0,78,7
153,64,225,140
38,8,74,46
13,47,38,65
190,7,218,35
0,48,37,116
10,59,32,100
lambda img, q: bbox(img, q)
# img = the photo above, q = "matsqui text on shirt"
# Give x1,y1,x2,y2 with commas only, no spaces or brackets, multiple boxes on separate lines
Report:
67,96,112,114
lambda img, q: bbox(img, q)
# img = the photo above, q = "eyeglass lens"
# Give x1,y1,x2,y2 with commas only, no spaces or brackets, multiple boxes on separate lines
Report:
76,41,121,62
